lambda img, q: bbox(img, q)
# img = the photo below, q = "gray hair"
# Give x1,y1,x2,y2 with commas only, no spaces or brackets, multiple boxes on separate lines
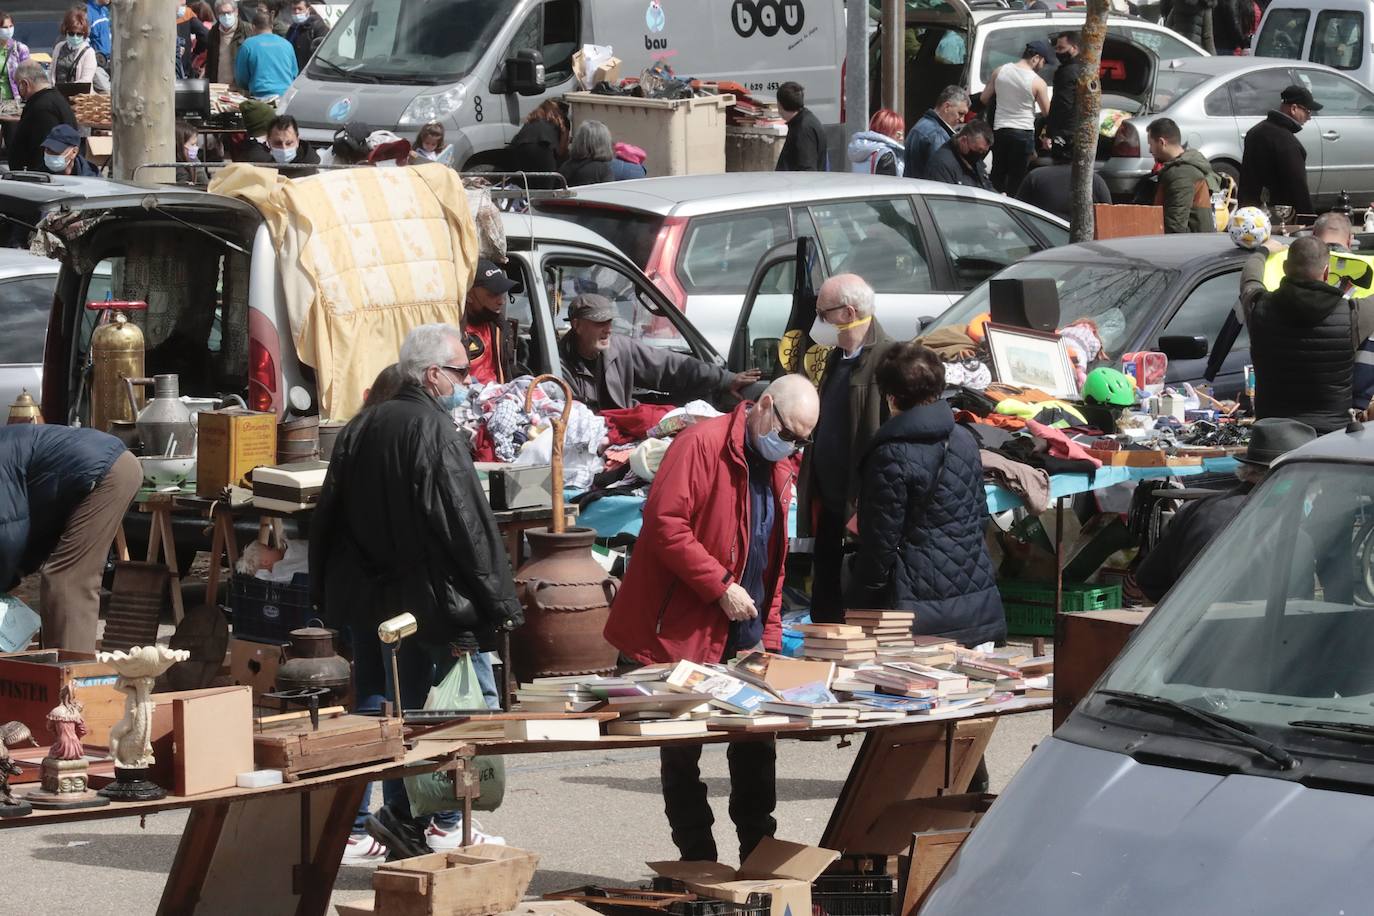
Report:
1235,463,1268,486
14,60,48,89
819,273,875,319
936,85,971,108
569,120,613,162
399,323,463,384
216,0,237,12
1313,211,1353,243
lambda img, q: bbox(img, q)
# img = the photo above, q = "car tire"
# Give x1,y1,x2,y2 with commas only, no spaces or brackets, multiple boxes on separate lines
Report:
1212,159,1241,188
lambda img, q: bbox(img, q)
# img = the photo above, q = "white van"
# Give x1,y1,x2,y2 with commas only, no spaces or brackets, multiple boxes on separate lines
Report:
1253,0,1374,89
279,0,845,168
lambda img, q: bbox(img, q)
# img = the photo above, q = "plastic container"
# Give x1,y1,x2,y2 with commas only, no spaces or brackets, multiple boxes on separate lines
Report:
229,572,314,642
812,874,896,916
650,878,771,916
725,125,787,173
999,580,1123,636
564,92,734,177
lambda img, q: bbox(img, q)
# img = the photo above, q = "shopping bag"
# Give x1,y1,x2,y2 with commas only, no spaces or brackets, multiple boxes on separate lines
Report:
0,594,41,652
404,652,507,817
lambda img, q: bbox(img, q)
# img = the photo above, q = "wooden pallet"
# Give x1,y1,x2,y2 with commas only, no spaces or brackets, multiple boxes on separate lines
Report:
251,711,404,782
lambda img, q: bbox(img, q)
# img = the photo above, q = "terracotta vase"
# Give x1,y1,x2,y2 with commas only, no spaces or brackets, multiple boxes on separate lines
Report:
512,526,620,683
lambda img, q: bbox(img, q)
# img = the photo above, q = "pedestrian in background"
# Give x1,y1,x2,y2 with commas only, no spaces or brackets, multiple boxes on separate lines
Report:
266,114,320,176
1148,118,1221,233
924,119,994,190
234,9,298,98
285,0,328,71
775,81,827,171
411,121,453,165
175,0,209,79
7,60,78,174
1212,0,1255,54
230,98,275,163
559,120,615,186
52,9,102,90
0,12,31,102
506,100,569,186
904,86,970,179
981,41,1051,195
205,0,251,87
603,374,819,863
85,0,111,67
464,259,527,386
1165,0,1217,52
799,274,894,624
848,108,905,176
175,120,212,184
848,342,1006,647
1045,32,1082,146
312,324,524,860
1239,85,1318,217
0,425,141,654
40,123,98,176
610,141,647,180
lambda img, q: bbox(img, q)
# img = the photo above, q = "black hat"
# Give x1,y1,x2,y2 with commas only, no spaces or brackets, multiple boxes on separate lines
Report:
1281,84,1323,112
1237,417,1318,467
1025,40,1055,62
472,258,518,295
568,293,617,323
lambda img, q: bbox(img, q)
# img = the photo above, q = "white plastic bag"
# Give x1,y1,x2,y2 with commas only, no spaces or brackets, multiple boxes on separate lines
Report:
0,594,41,653
575,44,615,90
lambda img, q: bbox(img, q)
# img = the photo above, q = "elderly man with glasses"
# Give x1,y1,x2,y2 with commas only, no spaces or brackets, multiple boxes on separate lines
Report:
604,373,819,863
311,323,523,862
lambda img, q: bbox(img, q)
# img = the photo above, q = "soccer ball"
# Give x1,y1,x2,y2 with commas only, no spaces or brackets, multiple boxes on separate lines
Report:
1228,207,1271,249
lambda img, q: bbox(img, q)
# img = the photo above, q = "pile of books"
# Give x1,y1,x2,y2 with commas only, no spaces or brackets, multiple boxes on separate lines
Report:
845,610,916,653
796,623,877,663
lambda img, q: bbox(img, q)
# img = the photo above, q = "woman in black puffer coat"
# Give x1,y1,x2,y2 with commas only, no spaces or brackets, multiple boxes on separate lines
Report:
847,342,1006,647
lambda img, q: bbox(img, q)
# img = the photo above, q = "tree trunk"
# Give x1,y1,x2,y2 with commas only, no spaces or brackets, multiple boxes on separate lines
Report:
1070,0,1110,242
111,0,176,183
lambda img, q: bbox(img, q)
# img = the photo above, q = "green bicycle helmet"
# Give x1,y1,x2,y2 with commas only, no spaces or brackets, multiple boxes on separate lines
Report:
1082,367,1137,407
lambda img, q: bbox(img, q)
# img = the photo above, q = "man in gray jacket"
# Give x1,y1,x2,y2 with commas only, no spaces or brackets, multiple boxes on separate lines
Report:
557,294,760,411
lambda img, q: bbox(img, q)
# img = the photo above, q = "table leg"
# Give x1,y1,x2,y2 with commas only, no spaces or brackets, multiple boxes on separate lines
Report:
205,509,237,606
157,509,186,624
1054,497,1065,617
114,525,130,562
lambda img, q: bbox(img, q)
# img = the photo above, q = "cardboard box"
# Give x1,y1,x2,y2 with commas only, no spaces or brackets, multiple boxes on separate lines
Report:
1093,204,1164,239
0,649,124,746
148,685,254,795
197,409,278,497
476,463,552,510
650,837,840,916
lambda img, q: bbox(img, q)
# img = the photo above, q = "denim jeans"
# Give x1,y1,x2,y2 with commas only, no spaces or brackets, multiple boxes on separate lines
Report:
352,633,500,833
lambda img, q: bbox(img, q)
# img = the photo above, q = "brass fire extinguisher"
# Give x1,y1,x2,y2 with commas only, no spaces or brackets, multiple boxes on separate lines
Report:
88,300,148,435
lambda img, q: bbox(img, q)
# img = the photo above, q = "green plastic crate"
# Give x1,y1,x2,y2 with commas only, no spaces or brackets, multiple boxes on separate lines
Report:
999,580,1123,636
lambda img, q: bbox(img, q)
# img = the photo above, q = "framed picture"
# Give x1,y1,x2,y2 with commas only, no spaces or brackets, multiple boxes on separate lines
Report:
985,323,1079,400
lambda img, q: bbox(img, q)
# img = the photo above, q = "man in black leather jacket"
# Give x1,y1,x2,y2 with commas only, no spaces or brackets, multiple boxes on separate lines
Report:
311,323,523,859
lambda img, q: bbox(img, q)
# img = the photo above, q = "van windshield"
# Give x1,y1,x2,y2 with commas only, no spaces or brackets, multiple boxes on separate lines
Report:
1103,461,1374,738
308,0,506,85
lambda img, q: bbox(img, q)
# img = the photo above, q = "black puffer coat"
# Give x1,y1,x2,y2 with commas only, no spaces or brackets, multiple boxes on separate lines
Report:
309,384,524,647
0,426,125,590
848,401,1006,648
1249,276,1355,434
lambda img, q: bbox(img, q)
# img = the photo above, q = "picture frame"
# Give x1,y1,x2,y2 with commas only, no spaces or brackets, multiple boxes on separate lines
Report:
984,323,1079,400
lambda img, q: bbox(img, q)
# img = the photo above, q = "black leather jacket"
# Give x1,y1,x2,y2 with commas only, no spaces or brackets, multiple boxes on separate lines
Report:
310,384,523,647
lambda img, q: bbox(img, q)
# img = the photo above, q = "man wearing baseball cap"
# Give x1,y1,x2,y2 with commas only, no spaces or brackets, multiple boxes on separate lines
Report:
464,259,527,385
558,293,761,412
39,124,98,176
1239,84,1321,217
979,39,1051,195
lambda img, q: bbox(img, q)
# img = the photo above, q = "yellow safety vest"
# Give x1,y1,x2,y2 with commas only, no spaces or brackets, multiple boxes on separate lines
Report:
1261,247,1374,297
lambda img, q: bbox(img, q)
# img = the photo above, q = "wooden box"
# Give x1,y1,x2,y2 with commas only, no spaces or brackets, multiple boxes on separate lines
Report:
1054,608,1151,728
373,845,539,916
0,650,124,747
253,711,404,782
1093,204,1164,239
197,408,278,497
147,686,255,795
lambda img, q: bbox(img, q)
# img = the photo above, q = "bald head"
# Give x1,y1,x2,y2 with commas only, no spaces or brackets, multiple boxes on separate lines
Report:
1313,212,1353,250
766,373,820,431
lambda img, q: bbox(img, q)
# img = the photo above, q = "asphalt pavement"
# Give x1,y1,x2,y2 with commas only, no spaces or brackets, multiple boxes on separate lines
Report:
0,709,1051,914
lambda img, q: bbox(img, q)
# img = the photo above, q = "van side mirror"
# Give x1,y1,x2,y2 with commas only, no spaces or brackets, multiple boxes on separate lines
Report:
1157,334,1209,360
505,49,546,96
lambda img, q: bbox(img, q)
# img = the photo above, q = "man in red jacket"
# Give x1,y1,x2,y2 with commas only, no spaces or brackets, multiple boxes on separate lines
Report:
604,374,819,862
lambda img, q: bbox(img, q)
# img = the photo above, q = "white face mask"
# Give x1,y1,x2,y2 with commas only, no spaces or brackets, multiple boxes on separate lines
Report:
177,5,188,17
292,11,309,23
809,316,839,348
185,144,200,160
0,27,15,41
417,148,439,161
219,13,237,29
270,145,298,164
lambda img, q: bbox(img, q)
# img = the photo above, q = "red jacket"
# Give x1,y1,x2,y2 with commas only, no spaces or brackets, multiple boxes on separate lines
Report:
603,403,796,665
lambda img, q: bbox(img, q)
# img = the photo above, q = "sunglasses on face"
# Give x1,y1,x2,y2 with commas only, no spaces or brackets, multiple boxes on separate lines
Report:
772,403,812,448
440,364,471,383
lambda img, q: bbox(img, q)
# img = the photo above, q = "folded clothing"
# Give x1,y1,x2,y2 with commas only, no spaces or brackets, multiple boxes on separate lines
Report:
980,449,1051,514
602,404,674,445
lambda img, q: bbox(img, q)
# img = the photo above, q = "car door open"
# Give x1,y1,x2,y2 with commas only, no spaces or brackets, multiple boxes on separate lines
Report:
728,237,827,379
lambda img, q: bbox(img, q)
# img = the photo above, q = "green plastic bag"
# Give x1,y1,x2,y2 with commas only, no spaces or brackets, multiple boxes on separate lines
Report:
404,652,506,818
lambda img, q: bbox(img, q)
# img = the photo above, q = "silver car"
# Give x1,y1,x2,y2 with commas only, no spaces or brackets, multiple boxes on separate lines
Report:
0,249,59,411
1101,56,1374,206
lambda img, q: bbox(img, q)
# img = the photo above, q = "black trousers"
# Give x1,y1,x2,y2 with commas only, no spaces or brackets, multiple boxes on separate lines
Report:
659,739,777,862
991,128,1035,196
810,507,848,624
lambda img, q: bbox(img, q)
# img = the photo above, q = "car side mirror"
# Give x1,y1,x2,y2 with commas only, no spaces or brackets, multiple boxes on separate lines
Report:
1157,334,1209,360
505,49,546,96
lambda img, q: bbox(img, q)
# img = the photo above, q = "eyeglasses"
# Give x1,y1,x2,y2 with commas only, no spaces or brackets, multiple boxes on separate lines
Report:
817,302,849,318
440,364,471,383
772,403,812,448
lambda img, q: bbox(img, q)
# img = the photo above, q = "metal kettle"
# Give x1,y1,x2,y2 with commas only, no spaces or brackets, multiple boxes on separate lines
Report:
275,624,352,701
124,374,195,457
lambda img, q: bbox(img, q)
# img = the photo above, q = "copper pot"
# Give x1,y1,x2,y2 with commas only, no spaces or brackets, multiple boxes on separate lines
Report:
511,526,620,682
275,625,351,699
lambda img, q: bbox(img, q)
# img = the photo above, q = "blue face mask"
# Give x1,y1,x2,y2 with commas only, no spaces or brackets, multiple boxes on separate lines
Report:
66,34,86,49
436,386,465,411
219,13,237,29
43,152,69,173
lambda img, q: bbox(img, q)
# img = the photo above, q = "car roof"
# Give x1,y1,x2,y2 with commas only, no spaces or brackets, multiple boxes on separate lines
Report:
972,10,1156,24
499,209,631,250
1277,422,1374,467
1158,55,1346,77
0,248,59,276
1014,233,1248,270
543,173,1067,224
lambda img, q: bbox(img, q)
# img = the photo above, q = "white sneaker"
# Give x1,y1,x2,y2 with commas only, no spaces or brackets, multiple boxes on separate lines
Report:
426,818,506,850
341,832,388,866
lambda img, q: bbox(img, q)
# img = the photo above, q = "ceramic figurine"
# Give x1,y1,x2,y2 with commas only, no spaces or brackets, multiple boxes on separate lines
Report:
0,721,37,818
97,646,190,801
23,686,109,810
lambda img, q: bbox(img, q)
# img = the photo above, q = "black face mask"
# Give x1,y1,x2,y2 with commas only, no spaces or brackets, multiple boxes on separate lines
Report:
1056,51,1074,65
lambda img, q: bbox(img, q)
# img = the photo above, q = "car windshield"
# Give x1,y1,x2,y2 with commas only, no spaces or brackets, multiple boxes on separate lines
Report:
928,260,1176,356
977,25,1201,85
1150,69,1209,111
309,0,506,84
1103,460,1374,737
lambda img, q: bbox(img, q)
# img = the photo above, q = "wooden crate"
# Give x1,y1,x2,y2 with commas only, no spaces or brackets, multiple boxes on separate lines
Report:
1054,608,1152,728
1093,204,1164,239
373,845,539,916
0,650,124,747
252,711,403,782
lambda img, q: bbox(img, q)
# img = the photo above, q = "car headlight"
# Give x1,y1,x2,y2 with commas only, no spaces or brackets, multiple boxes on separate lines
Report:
399,85,466,127
278,84,298,112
